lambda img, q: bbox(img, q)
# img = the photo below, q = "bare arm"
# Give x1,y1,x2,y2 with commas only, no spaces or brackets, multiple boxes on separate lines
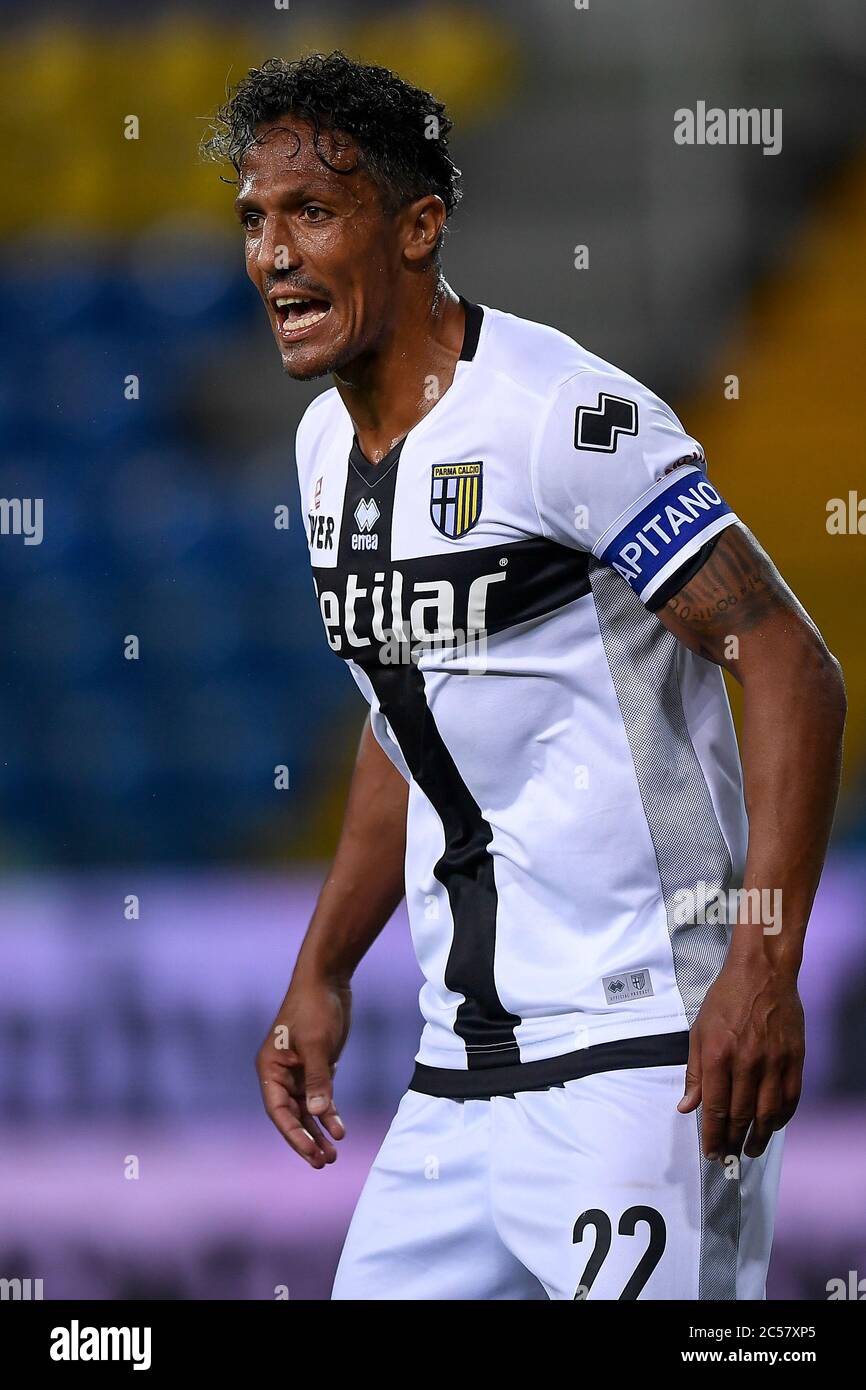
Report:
256,714,409,1167
658,523,846,1160
293,713,409,985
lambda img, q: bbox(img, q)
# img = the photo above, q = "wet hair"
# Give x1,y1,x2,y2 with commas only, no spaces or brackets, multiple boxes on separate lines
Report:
202,51,462,254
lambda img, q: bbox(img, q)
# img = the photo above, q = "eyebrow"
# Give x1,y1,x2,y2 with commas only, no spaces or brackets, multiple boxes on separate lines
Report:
234,177,348,217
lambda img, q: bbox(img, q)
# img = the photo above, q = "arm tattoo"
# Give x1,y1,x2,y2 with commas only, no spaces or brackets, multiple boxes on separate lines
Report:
664,526,791,653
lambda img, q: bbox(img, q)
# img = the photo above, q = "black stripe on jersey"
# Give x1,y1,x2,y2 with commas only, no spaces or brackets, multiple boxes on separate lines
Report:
367,657,523,1064
409,1029,690,1099
328,447,522,1066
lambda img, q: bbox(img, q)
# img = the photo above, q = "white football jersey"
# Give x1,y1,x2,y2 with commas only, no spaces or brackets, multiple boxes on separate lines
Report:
295,299,746,1097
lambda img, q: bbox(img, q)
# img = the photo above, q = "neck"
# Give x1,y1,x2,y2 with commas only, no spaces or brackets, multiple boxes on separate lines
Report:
332,276,466,464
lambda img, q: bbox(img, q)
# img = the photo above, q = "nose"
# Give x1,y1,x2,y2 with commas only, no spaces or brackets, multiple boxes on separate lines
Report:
255,216,301,278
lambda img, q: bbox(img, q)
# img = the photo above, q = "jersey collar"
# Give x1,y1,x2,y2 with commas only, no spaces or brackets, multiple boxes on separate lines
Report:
458,296,484,361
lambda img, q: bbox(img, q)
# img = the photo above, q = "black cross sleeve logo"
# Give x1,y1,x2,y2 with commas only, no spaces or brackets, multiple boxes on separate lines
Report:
574,393,639,453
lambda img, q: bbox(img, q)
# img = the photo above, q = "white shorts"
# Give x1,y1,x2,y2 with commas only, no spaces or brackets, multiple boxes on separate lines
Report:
332,1064,784,1300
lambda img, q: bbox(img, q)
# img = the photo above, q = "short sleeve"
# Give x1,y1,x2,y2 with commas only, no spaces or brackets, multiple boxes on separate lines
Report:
530,370,739,607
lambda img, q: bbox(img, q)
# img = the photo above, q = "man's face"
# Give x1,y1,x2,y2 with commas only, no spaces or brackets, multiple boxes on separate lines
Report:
235,116,401,379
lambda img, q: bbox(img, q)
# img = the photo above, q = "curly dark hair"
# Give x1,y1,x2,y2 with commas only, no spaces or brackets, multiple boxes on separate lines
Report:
203,52,462,253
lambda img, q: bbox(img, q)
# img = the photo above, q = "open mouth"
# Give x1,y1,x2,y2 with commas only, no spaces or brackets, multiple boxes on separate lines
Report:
273,295,332,340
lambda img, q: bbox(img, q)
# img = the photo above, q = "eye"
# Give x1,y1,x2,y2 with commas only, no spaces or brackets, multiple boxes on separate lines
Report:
241,211,263,231
301,204,330,222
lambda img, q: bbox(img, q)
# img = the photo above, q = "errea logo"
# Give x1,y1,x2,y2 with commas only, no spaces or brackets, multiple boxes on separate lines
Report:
353,497,380,551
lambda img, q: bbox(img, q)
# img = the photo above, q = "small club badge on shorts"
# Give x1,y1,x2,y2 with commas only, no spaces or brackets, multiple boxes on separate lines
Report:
431,461,483,538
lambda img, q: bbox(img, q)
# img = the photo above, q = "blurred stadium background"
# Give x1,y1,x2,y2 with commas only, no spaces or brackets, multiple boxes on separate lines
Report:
1,0,865,1300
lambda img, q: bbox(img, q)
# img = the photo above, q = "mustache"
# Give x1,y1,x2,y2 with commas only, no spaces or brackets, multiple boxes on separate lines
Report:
264,275,331,299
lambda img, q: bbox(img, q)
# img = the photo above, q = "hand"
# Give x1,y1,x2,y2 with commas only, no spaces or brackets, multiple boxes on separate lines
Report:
256,977,351,1169
677,960,804,1162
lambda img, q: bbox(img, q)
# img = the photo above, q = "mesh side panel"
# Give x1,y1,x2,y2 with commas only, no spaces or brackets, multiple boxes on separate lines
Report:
696,1112,741,1300
589,564,732,1017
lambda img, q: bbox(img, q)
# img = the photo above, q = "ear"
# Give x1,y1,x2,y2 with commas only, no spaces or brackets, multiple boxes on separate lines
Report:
401,194,447,265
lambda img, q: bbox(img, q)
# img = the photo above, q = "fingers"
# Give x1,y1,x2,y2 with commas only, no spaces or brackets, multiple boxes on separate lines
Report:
678,1030,743,1163
680,990,805,1163
258,1071,338,1169
699,1050,732,1161
256,1026,346,1164
297,1106,340,1166
722,1054,761,1158
677,1032,702,1114
692,1052,802,1163
309,1096,345,1143
741,1075,781,1159
301,1043,345,1142
743,1062,802,1158
742,1114,773,1160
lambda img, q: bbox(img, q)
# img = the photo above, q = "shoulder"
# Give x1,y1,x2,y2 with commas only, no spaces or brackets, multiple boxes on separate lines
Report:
479,305,690,446
294,387,343,471
478,304,642,407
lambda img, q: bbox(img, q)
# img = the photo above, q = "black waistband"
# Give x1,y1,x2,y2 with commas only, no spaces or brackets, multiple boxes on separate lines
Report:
409,1029,690,1100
